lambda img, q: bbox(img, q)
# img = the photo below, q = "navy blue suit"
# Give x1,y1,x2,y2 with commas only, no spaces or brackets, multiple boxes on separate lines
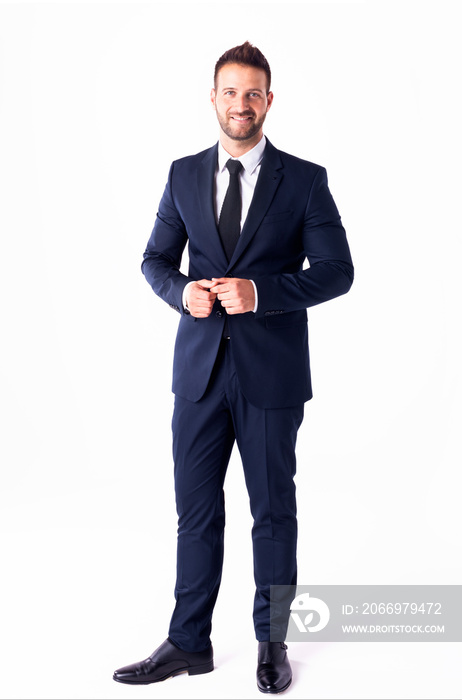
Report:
142,138,353,650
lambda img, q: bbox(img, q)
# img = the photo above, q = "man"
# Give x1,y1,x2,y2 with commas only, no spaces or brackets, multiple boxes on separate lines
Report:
113,41,353,694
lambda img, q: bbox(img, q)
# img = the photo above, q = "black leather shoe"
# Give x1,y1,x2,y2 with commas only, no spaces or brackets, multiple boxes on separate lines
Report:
113,638,213,685
256,641,292,694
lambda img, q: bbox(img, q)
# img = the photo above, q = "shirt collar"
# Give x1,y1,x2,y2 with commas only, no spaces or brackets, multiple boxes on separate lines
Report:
218,135,267,175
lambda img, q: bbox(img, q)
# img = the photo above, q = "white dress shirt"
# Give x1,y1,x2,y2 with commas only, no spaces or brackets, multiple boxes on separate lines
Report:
215,135,266,229
183,135,266,312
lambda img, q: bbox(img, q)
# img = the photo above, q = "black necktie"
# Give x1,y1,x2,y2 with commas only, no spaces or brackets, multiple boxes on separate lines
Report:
218,159,243,261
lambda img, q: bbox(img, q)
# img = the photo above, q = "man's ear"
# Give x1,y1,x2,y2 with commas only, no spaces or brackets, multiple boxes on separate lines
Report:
210,88,216,109
267,91,274,111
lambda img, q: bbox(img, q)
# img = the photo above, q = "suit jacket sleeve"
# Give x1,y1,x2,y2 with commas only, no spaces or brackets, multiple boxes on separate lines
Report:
252,166,354,317
141,162,194,314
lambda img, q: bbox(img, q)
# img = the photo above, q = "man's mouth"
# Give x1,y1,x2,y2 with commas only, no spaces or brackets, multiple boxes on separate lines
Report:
230,114,253,122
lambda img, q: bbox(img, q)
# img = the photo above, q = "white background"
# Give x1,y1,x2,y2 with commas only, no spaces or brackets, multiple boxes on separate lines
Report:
1,1,461,698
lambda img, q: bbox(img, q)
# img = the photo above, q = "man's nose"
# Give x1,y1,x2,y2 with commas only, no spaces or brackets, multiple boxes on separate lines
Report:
236,95,250,112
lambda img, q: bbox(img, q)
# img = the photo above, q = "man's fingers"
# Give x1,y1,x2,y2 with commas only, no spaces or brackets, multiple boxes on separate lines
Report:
215,278,255,314
193,289,216,301
186,280,218,318
188,280,217,301
197,278,216,289
187,277,254,316
209,277,228,294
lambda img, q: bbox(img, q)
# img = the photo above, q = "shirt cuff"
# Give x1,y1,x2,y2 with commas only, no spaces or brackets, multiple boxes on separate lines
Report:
250,279,258,313
182,281,195,312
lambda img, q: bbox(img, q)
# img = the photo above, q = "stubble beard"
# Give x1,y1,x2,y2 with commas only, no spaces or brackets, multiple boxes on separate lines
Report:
217,110,266,142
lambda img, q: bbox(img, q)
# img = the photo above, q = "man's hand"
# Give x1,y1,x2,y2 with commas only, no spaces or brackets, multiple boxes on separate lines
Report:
210,278,255,315
185,279,217,318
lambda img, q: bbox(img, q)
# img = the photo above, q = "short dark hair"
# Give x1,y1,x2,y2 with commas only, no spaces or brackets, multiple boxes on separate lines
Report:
214,41,271,92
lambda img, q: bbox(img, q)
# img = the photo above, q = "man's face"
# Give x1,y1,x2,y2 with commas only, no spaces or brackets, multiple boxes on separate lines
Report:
211,63,273,148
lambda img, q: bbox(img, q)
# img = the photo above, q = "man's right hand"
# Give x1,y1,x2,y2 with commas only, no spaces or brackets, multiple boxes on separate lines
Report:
185,279,217,318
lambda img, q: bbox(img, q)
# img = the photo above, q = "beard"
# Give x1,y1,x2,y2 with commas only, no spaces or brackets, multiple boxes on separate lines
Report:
216,110,267,142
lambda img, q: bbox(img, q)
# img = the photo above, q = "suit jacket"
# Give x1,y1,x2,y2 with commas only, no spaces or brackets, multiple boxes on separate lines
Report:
142,138,354,409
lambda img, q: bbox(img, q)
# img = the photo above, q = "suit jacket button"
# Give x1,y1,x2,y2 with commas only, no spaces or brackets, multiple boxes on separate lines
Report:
216,311,223,318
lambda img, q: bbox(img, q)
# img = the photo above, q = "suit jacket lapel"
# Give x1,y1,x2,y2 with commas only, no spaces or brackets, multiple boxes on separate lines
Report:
196,143,229,267
196,140,284,271
228,139,283,269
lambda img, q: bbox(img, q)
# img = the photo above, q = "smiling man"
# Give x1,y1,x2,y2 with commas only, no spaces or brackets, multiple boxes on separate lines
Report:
113,42,353,694
213,63,273,145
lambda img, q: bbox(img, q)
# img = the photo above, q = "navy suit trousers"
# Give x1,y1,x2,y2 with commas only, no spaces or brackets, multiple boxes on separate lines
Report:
168,338,304,652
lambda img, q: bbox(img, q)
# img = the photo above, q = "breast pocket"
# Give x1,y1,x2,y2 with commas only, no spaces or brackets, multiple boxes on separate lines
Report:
261,210,294,225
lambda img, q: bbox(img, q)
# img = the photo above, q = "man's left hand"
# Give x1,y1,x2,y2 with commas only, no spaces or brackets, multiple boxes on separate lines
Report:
210,278,255,315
